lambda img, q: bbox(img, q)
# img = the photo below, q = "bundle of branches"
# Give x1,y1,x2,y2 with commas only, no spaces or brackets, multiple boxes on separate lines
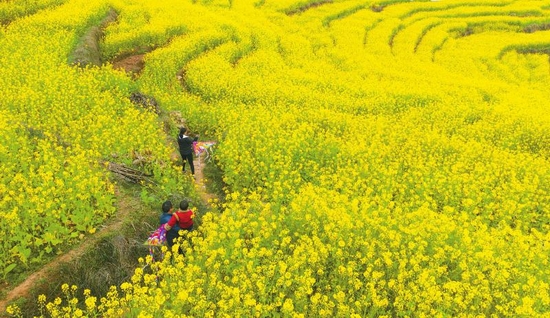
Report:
106,161,154,184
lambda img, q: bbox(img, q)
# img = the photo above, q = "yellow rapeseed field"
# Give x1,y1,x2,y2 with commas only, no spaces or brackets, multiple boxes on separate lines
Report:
3,0,550,316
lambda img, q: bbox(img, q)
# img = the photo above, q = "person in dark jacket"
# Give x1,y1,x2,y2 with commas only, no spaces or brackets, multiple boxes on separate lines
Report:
177,127,199,174
159,200,180,249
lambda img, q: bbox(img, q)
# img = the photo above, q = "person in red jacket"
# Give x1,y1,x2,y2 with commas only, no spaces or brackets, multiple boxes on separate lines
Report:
164,200,194,251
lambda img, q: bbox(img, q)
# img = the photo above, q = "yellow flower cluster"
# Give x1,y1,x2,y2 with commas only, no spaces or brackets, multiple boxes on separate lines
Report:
4,0,550,316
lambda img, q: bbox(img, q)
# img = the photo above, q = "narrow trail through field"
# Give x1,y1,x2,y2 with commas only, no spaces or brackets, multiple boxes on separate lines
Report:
194,160,217,207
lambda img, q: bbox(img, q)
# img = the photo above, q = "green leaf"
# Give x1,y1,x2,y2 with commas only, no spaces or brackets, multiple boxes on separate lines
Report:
4,263,17,276
34,237,44,247
19,247,31,263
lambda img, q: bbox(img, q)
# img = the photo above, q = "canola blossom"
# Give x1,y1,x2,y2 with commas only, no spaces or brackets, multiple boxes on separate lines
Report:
3,0,550,316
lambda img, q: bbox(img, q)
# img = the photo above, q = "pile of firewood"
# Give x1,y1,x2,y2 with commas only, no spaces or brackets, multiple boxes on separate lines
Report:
106,161,154,184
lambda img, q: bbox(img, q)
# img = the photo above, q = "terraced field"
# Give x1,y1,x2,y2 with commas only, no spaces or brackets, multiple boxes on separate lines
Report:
2,0,550,316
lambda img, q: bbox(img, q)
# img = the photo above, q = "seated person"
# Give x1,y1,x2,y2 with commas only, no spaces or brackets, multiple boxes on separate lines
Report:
164,200,195,252
159,200,180,249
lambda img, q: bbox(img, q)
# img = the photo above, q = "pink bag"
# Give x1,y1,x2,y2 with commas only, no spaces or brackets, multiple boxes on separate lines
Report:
146,224,166,246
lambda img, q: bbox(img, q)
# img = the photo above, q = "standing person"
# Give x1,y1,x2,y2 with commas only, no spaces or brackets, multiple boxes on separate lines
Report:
177,127,199,175
159,200,180,249
164,200,195,252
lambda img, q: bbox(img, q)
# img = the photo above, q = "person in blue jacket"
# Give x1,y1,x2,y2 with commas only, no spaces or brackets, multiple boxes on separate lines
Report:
159,200,180,249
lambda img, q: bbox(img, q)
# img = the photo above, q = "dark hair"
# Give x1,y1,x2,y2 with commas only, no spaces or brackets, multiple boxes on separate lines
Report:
179,199,189,210
162,200,173,213
179,127,187,136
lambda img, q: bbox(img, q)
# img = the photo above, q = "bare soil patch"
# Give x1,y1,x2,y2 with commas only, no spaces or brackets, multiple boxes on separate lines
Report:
193,159,217,207
112,54,146,76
